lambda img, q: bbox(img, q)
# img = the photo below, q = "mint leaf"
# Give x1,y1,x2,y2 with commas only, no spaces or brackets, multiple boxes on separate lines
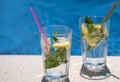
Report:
85,16,96,33
53,31,58,35
45,54,60,69
52,37,59,42
85,16,94,33
52,31,59,42
87,45,93,51
45,47,67,69
85,16,93,24
55,47,67,62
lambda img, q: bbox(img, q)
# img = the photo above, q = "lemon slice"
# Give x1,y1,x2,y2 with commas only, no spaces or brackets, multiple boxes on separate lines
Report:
52,37,71,50
81,24,96,47
94,24,101,29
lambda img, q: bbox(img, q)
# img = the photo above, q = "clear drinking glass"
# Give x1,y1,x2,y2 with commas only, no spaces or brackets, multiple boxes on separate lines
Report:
79,16,110,79
41,25,72,81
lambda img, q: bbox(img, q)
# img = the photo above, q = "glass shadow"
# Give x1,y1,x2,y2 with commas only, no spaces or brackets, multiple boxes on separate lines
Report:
41,76,70,82
80,64,111,80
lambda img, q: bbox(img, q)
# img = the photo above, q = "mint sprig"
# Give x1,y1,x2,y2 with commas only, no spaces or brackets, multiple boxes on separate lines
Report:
84,16,107,51
85,16,94,51
45,47,67,69
85,16,96,33
44,31,68,69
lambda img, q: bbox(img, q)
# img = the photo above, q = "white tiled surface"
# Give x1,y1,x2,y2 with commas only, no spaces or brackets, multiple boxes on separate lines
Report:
0,55,120,82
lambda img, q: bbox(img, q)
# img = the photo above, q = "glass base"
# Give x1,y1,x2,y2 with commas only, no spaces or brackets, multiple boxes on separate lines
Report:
45,74,67,82
80,64,111,80
41,76,70,82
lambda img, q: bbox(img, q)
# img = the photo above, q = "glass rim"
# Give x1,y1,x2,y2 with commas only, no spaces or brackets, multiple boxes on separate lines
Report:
41,25,72,35
79,16,110,25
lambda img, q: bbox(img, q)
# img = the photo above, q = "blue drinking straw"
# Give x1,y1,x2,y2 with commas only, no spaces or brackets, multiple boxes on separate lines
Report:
46,20,54,53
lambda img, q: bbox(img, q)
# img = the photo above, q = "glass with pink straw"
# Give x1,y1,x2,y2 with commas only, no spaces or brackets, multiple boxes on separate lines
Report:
30,7,72,81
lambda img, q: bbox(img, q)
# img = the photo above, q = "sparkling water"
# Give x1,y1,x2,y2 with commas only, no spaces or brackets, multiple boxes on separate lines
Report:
82,40,107,71
44,62,69,81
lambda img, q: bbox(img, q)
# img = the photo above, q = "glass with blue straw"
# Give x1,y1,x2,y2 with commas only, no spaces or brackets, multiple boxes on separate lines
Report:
41,25,72,81
30,7,72,81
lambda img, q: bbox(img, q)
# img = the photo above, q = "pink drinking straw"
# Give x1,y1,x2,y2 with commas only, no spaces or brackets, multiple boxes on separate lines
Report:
30,7,50,53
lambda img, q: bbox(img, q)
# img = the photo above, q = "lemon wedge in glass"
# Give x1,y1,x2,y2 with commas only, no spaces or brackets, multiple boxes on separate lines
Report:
81,24,96,47
52,37,71,50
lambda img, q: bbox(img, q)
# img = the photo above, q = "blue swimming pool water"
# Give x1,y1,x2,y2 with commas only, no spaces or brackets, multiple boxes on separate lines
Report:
0,0,120,55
